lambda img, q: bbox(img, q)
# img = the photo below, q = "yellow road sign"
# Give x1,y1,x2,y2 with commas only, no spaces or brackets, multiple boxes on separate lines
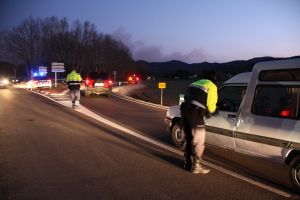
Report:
158,82,166,89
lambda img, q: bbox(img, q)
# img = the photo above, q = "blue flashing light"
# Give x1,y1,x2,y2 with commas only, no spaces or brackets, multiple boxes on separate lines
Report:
33,72,38,77
39,72,44,76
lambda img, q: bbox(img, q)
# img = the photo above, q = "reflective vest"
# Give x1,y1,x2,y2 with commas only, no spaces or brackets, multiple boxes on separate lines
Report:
185,79,218,113
66,70,82,90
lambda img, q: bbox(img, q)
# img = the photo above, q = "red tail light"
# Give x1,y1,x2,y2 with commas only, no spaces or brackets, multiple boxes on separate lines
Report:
280,110,291,117
108,80,113,85
85,80,90,84
136,77,139,81
128,77,132,81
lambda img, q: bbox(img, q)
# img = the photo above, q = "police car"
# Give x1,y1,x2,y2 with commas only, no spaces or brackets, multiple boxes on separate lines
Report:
27,76,52,89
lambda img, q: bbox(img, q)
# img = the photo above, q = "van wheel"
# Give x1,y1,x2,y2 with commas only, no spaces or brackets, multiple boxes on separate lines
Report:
289,155,300,192
171,122,185,150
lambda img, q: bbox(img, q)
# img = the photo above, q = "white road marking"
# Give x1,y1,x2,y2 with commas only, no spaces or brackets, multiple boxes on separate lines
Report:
29,90,298,198
111,93,168,110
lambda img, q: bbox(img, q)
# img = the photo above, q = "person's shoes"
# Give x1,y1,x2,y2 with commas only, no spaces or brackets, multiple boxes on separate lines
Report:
191,158,210,174
184,158,192,171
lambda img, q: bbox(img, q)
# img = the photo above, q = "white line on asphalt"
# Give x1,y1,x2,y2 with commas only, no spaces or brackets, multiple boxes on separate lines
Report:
111,93,168,110
29,90,298,198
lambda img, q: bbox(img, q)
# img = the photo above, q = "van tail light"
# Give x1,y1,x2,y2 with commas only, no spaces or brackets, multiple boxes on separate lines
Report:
280,109,291,117
136,77,139,81
104,81,109,88
86,79,93,87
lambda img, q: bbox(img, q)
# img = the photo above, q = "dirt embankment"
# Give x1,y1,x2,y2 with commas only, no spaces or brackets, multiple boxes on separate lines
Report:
112,83,164,105
114,80,195,107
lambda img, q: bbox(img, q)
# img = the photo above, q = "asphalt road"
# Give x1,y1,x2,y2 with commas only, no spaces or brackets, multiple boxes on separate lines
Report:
80,94,170,144
80,94,293,191
0,88,294,199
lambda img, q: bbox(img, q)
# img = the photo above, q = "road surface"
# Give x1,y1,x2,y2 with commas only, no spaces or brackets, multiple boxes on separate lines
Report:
0,88,295,199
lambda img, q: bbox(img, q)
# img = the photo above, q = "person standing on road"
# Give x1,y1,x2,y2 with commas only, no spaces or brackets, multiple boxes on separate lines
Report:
66,69,82,108
181,70,218,174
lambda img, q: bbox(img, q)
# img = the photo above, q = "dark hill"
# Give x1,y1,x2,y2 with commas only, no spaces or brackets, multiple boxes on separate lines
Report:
138,56,300,79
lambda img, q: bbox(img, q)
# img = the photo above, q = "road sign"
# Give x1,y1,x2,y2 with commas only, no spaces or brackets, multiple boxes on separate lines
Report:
51,62,65,73
52,68,65,72
38,66,47,73
158,82,166,105
158,82,166,89
51,62,64,67
51,62,65,87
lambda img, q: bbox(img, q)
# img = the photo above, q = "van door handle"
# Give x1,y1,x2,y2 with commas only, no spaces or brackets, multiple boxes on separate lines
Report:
227,114,236,119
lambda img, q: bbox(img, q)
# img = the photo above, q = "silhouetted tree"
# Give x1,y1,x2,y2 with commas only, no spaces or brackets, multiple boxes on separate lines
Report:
4,16,134,78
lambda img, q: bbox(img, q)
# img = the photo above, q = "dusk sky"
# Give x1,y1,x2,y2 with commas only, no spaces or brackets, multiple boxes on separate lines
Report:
1,0,299,63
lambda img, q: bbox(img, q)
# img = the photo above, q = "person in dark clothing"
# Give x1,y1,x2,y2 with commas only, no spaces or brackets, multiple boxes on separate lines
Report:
181,71,218,174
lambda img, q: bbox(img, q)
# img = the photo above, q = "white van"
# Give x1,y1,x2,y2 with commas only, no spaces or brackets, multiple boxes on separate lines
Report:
165,58,300,191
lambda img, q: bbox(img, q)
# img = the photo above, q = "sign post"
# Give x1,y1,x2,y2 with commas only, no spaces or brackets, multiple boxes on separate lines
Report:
51,62,65,87
113,70,117,82
158,82,166,105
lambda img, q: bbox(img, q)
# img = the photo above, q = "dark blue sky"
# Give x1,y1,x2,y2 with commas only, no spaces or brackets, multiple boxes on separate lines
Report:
1,0,299,63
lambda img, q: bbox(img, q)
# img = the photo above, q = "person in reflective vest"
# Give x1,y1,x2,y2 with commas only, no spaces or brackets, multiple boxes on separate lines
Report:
66,69,82,108
181,70,218,174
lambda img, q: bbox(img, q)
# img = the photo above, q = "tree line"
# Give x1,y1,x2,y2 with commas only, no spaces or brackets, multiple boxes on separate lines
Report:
2,16,144,79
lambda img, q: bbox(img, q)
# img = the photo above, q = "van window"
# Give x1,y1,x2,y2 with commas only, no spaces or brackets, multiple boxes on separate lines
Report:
217,86,247,112
259,68,300,81
252,86,300,119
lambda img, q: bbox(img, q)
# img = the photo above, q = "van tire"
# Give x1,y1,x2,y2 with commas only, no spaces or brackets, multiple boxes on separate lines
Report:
289,155,300,192
171,122,185,150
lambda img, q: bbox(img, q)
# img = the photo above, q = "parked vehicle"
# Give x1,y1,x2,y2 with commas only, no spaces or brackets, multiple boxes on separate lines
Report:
165,58,300,191
10,78,20,84
27,76,52,89
128,74,140,84
0,77,10,88
81,72,113,96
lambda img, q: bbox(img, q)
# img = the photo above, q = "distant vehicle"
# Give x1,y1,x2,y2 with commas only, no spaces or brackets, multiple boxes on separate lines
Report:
27,76,52,89
0,77,10,88
165,58,300,192
10,78,20,84
81,72,113,97
128,74,140,84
